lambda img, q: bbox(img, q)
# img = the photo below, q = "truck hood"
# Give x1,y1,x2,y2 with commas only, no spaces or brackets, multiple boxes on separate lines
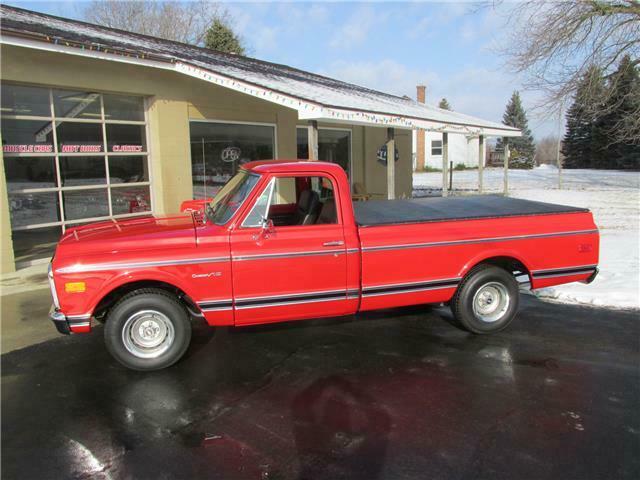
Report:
55,214,196,261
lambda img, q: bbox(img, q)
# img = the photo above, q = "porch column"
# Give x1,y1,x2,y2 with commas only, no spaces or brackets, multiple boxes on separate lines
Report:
478,135,485,194
307,120,318,160
442,132,449,197
503,139,510,196
386,127,395,200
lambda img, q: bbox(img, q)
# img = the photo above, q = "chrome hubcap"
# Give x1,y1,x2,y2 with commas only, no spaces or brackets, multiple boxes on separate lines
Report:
472,282,510,323
122,310,175,359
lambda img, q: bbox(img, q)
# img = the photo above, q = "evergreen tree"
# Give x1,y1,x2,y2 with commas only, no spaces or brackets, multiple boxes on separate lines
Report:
596,56,640,169
562,66,606,169
205,18,246,55
496,91,535,169
438,98,451,110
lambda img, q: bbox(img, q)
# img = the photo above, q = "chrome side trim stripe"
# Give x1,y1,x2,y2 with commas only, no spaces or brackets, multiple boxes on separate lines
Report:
361,229,599,253
233,249,344,261
235,289,347,302
235,289,347,308
69,322,91,328
532,265,597,279
199,290,352,312
235,295,346,310
56,256,230,274
362,277,460,298
56,247,356,273
197,299,233,312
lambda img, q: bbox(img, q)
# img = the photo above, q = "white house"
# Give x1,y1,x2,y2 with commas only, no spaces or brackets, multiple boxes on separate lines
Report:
412,130,480,170
412,85,481,171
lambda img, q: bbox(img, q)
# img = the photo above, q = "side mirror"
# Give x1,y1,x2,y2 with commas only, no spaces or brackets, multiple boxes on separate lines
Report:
261,217,275,235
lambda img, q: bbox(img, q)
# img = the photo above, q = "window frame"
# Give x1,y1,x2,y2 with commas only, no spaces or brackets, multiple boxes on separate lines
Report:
431,139,443,156
241,177,276,228
1,83,153,234
239,173,342,229
189,118,278,200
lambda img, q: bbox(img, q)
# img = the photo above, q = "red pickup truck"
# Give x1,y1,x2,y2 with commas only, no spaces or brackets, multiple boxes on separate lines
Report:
48,161,599,370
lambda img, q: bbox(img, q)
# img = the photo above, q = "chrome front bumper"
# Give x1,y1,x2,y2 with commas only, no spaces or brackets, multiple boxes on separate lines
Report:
49,305,71,335
49,306,92,335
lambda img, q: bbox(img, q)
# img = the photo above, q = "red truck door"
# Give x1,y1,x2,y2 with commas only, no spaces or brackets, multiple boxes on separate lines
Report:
230,174,351,325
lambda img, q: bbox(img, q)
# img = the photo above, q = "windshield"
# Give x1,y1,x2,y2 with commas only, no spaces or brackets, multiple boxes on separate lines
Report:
207,170,261,225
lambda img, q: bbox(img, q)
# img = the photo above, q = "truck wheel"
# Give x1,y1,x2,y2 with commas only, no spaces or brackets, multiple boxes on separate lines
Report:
451,265,519,334
104,288,191,371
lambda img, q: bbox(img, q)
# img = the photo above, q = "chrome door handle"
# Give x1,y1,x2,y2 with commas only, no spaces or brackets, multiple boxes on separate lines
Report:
323,241,344,247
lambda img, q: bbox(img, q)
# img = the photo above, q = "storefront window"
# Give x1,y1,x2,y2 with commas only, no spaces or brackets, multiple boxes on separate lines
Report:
296,127,351,177
111,185,151,215
63,189,110,220
108,156,148,183
53,89,101,119
106,123,146,152
59,156,106,186
190,121,275,199
104,94,145,121
0,83,151,263
1,84,51,116
4,157,57,190
56,121,104,152
1,119,54,152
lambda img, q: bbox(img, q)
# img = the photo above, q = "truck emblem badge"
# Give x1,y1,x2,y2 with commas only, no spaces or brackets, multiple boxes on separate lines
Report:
192,272,222,279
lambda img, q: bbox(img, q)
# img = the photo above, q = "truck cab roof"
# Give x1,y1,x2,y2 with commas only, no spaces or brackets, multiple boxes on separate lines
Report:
241,160,346,176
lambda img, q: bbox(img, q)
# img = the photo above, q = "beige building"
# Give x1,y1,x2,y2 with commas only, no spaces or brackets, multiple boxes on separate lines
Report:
0,6,519,274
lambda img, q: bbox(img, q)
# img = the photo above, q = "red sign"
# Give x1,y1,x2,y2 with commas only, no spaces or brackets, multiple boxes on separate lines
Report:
60,144,103,153
112,145,143,153
3,144,53,153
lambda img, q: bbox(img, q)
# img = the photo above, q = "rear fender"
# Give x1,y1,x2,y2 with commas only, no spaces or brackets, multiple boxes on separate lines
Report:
458,249,533,284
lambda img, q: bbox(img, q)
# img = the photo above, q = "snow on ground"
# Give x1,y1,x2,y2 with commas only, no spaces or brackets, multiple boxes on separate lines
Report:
414,166,640,310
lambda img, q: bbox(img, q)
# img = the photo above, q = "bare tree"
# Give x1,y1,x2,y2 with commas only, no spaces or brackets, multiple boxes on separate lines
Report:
498,1,640,143
80,0,232,46
535,136,563,165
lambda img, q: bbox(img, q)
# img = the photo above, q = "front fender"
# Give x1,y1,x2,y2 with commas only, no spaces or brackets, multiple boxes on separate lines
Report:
56,268,202,318
92,269,201,311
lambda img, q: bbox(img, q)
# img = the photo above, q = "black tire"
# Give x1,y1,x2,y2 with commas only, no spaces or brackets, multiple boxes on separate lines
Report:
451,265,520,334
104,288,191,371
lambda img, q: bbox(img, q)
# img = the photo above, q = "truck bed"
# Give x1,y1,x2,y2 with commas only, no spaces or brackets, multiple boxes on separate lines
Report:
353,195,588,227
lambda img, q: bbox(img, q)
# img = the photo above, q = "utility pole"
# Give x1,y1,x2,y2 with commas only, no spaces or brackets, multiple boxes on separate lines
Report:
556,99,565,189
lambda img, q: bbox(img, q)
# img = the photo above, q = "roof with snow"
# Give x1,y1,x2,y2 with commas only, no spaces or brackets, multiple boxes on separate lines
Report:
0,4,520,137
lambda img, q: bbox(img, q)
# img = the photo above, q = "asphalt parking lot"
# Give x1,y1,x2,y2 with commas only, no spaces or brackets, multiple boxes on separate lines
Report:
2,295,639,480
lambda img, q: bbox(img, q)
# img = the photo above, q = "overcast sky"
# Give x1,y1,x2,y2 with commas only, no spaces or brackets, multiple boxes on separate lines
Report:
8,0,561,139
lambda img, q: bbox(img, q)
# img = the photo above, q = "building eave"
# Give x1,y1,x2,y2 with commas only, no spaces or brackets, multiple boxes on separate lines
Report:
0,32,522,138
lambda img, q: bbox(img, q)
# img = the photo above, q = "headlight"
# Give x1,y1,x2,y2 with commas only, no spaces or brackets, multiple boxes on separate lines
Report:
48,263,60,309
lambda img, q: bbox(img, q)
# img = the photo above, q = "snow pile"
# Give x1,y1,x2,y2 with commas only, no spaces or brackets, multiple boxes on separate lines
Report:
414,168,640,310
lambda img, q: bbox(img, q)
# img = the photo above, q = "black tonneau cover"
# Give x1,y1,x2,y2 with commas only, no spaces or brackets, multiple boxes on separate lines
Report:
353,195,588,227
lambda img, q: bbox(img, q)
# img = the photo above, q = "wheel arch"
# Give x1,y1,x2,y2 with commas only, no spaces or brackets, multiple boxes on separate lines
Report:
91,275,202,322
459,251,533,285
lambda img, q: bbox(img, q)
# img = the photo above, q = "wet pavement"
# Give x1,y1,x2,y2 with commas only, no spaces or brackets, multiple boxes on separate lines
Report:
1,288,59,353
2,296,639,480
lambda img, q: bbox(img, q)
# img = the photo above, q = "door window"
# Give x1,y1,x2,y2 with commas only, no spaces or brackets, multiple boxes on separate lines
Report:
242,175,338,228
